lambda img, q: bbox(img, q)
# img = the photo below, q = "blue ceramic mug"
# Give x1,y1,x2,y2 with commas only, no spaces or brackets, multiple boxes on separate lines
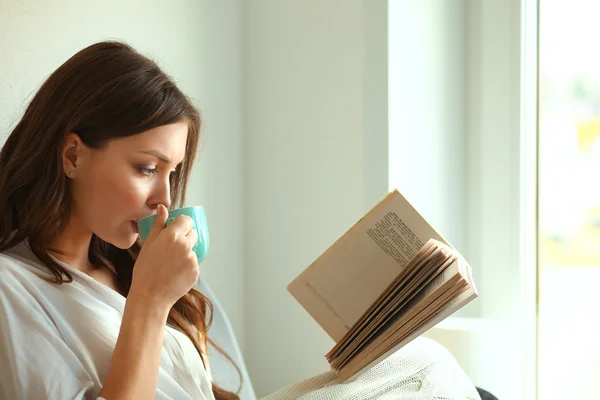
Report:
136,206,209,263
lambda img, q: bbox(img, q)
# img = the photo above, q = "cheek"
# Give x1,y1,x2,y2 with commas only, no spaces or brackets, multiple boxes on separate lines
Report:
79,165,148,219
107,174,148,212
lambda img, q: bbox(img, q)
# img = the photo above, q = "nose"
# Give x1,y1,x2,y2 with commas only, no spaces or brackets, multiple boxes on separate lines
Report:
148,176,172,210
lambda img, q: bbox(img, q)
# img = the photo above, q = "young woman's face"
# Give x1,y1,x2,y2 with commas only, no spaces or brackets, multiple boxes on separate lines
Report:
65,122,189,249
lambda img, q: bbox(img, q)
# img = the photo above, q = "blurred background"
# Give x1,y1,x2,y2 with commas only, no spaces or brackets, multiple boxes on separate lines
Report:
1,0,596,399
538,0,600,399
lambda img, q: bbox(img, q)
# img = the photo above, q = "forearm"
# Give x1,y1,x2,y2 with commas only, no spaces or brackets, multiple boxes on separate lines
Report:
98,295,169,400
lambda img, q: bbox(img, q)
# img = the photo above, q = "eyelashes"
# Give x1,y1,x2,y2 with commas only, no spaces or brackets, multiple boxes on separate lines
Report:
137,166,177,177
138,167,158,176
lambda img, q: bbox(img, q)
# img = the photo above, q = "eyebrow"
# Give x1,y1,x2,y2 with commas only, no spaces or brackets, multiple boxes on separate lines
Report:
137,150,170,164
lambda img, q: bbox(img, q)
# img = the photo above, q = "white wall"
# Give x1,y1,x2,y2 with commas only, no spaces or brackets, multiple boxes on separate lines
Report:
388,0,468,258
405,1,534,399
243,0,386,396
0,0,246,342
191,1,246,349
386,2,533,399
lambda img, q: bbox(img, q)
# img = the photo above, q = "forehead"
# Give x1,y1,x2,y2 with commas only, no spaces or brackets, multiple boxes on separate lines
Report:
108,122,189,162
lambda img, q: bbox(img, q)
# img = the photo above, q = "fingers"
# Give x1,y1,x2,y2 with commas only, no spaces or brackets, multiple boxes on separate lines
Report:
167,215,195,236
186,228,199,251
146,204,168,243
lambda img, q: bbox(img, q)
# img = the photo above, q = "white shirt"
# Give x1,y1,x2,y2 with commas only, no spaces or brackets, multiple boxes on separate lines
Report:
0,241,215,400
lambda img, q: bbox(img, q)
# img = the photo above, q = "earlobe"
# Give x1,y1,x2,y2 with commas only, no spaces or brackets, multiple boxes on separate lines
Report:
62,132,83,178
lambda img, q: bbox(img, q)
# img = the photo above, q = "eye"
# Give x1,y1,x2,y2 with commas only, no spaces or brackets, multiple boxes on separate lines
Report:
138,167,158,176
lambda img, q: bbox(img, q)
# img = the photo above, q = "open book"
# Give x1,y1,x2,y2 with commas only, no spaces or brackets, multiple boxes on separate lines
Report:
287,189,478,381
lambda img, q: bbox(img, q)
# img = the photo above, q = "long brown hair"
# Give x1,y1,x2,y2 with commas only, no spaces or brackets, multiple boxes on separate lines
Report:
0,41,240,399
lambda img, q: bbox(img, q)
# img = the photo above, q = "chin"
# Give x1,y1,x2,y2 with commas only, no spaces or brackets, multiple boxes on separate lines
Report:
122,234,140,249
98,232,139,250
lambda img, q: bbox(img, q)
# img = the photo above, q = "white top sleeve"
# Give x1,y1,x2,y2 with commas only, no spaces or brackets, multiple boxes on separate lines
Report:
0,243,214,400
0,270,97,399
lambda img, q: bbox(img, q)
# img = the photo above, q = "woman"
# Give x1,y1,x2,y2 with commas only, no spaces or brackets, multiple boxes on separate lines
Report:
0,41,238,400
0,40,482,400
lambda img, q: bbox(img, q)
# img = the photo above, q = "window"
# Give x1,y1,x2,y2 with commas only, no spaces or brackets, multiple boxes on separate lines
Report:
538,1,600,398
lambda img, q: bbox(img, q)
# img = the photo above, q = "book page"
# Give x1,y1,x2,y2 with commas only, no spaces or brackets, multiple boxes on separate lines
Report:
337,266,471,377
339,285,477,381
325,241,438,354
331,258,463,370
287,189,449,342
326,243,451,360
338,257,478,379
342,253,458,360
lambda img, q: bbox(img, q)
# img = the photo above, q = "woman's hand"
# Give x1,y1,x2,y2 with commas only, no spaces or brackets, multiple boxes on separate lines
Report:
129,204,199,311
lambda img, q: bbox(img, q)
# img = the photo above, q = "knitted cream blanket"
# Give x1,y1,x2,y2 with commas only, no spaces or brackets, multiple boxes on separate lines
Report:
263,337,481,400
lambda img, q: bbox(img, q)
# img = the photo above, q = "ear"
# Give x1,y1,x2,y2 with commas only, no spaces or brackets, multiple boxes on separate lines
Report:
62,133,87,179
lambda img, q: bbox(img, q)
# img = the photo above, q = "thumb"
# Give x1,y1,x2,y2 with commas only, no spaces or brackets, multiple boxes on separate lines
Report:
145,204,168,243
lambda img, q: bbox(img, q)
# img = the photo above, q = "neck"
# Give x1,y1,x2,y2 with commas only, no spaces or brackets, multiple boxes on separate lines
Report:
48,215,94,273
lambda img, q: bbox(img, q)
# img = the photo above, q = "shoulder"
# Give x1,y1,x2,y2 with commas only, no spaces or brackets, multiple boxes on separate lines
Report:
0,251,31,282
0,250,62,339
0,249,53,307
0,242,55,281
